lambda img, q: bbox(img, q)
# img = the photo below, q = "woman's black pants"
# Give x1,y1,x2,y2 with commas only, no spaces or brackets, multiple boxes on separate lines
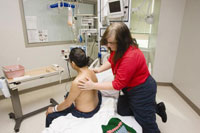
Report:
117,75,160,133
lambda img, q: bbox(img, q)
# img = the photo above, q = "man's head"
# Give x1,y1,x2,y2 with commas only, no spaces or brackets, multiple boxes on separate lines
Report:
69,48,89,68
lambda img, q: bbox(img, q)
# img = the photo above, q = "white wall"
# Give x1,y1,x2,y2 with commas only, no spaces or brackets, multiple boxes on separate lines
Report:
148,0,161,74
1,0,196,101
173,0,200,108
0,0,78,94
153,0,186,82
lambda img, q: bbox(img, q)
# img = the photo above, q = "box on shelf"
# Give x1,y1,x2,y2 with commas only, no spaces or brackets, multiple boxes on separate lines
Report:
2,65,25,79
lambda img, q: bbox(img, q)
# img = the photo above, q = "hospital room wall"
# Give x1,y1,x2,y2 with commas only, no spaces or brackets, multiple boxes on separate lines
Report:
0,0,196,100
0,0,78,94
173,0,200,108
153,0,186,82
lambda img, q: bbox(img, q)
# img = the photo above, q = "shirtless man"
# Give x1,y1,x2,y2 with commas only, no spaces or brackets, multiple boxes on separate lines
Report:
45,48,101,127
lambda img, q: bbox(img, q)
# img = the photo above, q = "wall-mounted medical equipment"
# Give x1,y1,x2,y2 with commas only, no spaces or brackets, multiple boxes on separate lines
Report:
80,29,97,36
61,45,87,60
49,2,75,9
79,17,97,36
97,0,132,65
68,7,73,26
145,14,154,24
131,0,154,24
61,49,70,60
100,28,106,37
81,17,94,26
145,0,154,24
69,11,97,44
49,1,76,26
100,0,131,23
107,0,124,18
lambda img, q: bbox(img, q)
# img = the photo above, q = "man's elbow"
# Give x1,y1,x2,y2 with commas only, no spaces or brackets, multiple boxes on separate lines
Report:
63,100,73,108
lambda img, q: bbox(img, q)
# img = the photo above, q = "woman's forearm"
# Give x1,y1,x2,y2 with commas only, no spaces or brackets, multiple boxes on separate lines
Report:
98,61,111,73
94,81,114,90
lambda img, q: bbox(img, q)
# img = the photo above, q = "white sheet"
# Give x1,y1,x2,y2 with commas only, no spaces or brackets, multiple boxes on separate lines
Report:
42,97,142,133
96,69,119,99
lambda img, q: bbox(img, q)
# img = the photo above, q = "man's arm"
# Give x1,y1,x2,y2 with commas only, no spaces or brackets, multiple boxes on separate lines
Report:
56,81,81,111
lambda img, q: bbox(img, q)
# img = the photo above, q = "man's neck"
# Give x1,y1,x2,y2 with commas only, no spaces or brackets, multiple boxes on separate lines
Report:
76,66,88,74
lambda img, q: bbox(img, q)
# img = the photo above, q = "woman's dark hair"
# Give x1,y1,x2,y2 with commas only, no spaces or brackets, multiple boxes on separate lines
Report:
69,48,89,68
100,22,138,64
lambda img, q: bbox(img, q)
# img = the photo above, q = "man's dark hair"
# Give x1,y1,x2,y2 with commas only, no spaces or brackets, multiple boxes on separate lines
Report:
69,48,89,68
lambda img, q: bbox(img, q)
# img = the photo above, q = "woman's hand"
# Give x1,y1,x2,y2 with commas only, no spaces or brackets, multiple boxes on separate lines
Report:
46,106,54,116
78,77,95,90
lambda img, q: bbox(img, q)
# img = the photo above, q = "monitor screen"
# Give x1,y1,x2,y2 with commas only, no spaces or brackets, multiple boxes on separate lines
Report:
109,1,121,13
107,0,124,18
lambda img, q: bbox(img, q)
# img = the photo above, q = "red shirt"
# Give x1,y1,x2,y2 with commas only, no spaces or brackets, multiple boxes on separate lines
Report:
108,45,150,91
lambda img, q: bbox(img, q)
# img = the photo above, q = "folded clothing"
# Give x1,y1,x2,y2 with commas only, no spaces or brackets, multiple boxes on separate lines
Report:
102,118,136,133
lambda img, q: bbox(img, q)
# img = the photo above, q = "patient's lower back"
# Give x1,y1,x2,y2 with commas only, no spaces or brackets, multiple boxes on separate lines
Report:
75,90,99,112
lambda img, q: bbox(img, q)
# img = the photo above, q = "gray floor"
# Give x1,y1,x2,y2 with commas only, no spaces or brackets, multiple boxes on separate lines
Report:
0,82,200,133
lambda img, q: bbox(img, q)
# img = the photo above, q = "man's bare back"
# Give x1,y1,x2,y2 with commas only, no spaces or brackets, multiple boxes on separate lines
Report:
45,48,101,127
72,68,99,112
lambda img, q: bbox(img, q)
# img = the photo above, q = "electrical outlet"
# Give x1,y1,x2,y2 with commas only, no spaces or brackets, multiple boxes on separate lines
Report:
61,45,88,61
61,49,70,60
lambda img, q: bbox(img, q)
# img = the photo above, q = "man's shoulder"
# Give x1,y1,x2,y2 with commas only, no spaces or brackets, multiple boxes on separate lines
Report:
73,76,86,85
70,79,80,91
72,78,79,86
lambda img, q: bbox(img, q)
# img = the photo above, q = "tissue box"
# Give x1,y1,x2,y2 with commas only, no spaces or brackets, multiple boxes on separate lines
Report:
2,65,25,79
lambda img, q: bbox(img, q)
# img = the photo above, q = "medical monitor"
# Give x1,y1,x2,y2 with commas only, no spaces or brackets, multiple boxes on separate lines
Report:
107,0,124,18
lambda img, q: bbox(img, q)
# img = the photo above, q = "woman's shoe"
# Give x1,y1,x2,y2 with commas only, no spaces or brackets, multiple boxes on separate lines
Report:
157,102,167,123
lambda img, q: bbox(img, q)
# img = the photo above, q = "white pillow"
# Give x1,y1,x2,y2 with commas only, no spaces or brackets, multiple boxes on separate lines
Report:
96,69,119,98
